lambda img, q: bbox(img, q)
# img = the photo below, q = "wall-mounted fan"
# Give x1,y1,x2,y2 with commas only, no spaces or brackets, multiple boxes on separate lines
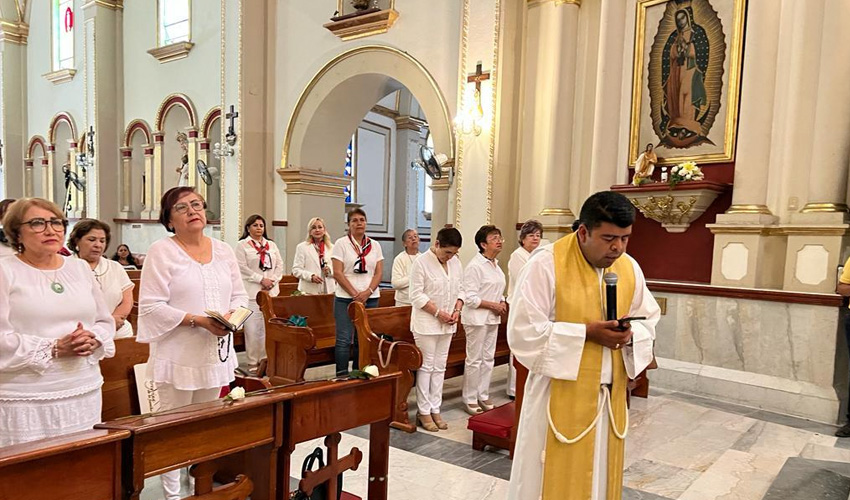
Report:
410,146,449,181
196,159,220,185
61,164,86,216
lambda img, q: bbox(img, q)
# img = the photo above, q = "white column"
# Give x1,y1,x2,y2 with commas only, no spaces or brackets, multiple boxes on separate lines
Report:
0,22,28,199
518,0,580,239
119,147,132,216
23,160,33,197
151,133,164,218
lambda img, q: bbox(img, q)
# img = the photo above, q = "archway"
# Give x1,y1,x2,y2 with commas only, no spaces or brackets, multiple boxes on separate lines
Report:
280,45,455,262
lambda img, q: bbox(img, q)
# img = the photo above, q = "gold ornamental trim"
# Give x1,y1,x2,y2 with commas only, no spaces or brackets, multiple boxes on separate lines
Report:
277,168,350,198
0,20,29,44
43,68,76,85
726,204,772,215
82,0,124,11
539,207,575,217
395,115,427,132
709,225,849,237
147,42,195,64
323,9,399,42
528,0,580,6
370,105,399,119
800,202,850,214
632,195,698,226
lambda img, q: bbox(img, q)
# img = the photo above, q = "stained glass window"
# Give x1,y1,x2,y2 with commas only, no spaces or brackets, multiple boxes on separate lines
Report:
159,0,191,46
344,137,354,203
53,0,74,70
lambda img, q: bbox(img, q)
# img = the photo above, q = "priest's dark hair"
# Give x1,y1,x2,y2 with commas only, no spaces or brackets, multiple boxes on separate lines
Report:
578,191,635,232
436,227,462,248
241,214,271,241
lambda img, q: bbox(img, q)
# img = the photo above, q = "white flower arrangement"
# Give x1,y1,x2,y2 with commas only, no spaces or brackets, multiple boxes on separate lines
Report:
349,364,380,380
669,161,704,187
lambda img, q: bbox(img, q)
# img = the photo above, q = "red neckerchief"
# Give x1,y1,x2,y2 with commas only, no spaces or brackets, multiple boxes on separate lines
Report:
313,240,326,269
249,238,272,271
348,234,372,273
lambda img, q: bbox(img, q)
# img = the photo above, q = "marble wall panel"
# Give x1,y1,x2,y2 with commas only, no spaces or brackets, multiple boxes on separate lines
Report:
655,293,842,387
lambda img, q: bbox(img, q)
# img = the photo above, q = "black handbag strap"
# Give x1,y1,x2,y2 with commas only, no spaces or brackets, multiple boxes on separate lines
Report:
301,447,325,476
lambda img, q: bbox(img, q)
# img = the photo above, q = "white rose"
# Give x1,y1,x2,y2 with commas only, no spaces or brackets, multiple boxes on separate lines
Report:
672,166,679,173
227,387,246,400
363,365,380,378
684,173,692,180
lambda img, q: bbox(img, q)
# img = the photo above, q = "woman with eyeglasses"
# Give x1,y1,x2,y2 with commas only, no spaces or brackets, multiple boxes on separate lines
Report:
331,208,384,376
0,198,115,446
461,225,507,415
505,220,544,399
137,187,248,500
234,214,284,375
292,217,336,295
69,219,135,339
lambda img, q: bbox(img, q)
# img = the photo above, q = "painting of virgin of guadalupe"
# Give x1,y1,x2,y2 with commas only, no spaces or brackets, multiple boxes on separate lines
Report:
629,0,746,166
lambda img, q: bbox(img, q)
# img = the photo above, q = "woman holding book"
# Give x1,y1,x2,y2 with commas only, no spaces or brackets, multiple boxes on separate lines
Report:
137,186,248,500
235,214,284,375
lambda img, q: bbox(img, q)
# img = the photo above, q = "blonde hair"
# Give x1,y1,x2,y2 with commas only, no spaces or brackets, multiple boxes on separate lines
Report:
304,217,333,247
1,198,66,252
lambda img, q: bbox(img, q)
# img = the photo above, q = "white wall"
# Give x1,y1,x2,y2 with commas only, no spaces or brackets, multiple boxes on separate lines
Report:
26,0,84,140
122,0,221,129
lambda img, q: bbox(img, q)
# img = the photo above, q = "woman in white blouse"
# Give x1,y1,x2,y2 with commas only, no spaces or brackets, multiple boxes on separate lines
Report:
409,228,464,431
291,217,336,295
69,219,135,338
331,208,384,376
505,219,543,398
0,198,115,446
235,214,284,375
391,229,421,306
461,225,507,415
137,187,248,500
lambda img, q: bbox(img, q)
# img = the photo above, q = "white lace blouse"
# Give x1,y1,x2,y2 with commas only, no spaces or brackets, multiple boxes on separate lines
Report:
0,256,116,401
137,237,248,391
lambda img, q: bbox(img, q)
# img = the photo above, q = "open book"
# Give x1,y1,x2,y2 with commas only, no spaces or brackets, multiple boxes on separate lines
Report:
204,306,253,332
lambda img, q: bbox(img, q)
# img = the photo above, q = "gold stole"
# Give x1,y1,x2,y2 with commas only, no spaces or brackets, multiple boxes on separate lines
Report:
542,234,635,500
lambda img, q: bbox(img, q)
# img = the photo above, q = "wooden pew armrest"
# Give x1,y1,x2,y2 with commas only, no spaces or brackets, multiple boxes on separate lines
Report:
265,320,317,350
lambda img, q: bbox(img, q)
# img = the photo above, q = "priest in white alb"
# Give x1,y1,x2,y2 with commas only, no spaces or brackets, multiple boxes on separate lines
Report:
507,191,660,500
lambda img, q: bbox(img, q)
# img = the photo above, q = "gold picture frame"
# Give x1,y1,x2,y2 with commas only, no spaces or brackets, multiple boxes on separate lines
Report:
628,0,746,167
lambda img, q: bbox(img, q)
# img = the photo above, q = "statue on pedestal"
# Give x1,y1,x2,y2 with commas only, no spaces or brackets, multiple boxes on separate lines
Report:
174,132,190,187
632,143,658,186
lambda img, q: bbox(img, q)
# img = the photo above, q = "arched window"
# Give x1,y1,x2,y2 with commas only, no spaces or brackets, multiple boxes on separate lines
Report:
52,0,74,70
158,0,191,46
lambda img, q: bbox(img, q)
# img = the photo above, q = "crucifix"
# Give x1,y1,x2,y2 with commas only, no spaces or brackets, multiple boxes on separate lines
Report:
86,126,95,157
467,61,491,92
225,105,239,138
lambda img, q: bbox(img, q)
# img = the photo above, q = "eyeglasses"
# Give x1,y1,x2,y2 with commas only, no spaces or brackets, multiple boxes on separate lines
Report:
173,200,205,215
486,236,505,243
22,217,68,233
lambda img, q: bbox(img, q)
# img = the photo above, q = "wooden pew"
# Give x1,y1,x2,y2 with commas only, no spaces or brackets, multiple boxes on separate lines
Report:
100,337,150,421
256,289,397,385
96,373,400,500
350,302,422,432
0,429,129,500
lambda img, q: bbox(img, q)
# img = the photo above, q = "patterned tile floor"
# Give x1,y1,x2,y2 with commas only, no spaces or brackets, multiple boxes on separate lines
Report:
140,363,850,499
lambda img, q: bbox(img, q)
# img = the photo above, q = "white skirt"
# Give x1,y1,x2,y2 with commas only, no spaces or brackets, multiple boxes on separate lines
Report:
0,389,102,447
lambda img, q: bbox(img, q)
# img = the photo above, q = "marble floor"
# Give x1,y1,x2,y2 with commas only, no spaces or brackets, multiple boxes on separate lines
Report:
140,364,850,500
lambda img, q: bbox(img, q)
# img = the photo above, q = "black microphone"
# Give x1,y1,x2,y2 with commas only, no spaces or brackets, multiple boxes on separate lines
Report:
603,272,618,322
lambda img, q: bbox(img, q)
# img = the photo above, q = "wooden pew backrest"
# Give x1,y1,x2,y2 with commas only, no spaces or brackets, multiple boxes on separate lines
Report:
100,337,149,420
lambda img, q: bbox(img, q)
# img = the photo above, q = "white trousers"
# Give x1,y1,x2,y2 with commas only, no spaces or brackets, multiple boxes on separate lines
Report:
462,324,498,405
412,332,453,415
507,352,517,397
156,383,221,500
243,299,266,370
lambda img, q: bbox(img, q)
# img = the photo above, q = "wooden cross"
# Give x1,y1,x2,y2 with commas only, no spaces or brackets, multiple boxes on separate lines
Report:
298,433,363,498
467,61,491,92
225,105,239,136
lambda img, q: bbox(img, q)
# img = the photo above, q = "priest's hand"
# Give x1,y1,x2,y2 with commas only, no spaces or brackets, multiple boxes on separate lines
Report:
586,320,632,350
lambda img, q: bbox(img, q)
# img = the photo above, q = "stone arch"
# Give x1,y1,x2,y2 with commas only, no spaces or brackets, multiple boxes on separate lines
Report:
200,107,222,141
26,135,47,159
123,119,153,148
47,112,78,145
154,93,198,132
281,44,455,171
